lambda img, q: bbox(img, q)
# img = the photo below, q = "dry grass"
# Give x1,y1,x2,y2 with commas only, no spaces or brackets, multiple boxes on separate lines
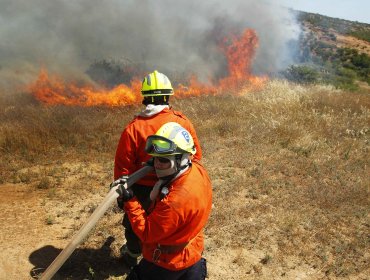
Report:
0,80,369,279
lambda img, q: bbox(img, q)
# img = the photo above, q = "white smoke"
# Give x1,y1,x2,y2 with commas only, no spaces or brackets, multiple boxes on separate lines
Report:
0,0,301,90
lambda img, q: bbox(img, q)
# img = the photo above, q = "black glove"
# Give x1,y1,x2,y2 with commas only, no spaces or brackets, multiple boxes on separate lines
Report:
110,176,134,208
110,176,129,190
117,184,134,202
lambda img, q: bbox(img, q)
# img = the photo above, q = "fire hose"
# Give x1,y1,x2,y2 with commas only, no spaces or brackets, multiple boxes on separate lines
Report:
40,164,154,280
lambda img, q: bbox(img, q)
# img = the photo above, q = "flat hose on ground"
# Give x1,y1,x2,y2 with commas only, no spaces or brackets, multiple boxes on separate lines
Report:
39,165,154,280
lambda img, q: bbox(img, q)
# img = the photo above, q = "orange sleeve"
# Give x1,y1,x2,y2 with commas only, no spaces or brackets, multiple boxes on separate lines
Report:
125,165,212,271
124,198,180,244
114,125,137,180
186,120,202,162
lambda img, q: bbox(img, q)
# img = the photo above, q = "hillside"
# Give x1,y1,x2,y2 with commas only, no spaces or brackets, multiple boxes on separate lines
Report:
284,12,370,91
1,81,369,279
298,12,370,45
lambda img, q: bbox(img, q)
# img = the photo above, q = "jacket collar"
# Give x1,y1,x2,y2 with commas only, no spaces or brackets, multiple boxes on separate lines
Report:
137,104,169,117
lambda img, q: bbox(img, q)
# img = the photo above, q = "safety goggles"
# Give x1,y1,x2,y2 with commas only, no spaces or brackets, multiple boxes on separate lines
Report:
145,135,178,155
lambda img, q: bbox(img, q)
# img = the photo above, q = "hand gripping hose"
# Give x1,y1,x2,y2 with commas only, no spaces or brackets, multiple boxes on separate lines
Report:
40,164,154,280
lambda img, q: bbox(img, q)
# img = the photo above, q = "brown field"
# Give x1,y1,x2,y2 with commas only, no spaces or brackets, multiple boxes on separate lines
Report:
0,80,369,280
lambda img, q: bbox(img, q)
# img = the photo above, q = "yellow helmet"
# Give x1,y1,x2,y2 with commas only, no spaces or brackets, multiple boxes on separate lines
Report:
141,70,174,97
145,122,196,156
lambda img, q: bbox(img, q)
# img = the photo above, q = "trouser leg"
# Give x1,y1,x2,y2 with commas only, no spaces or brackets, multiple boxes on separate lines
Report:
133,259,186,280
179,258,207,280
122,213,142,254
128,258,207,280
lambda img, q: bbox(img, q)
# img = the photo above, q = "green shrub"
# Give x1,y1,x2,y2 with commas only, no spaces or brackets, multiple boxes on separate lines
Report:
284,65,319,84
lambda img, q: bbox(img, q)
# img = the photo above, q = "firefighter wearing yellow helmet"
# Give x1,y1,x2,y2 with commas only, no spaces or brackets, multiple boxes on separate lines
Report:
113,71,203,269
145,122,196,179
123,122,212,279
145,122,196,156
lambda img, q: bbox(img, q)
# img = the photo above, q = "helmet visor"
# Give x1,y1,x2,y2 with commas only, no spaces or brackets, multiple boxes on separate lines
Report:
145,135,177,155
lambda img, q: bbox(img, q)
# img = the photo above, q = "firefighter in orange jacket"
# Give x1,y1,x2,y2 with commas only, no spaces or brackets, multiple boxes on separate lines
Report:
118,122,212,280
114,71,202,267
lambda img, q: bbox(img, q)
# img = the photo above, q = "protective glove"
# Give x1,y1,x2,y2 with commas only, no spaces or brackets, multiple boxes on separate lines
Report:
110,176,134,208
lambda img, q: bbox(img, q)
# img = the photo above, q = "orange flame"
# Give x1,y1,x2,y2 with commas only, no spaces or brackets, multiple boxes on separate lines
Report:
30,28,267,106
30,69,142,106
219,29,264,92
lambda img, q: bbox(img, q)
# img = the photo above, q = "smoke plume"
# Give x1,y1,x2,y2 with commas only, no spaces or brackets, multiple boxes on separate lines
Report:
0,0,300,90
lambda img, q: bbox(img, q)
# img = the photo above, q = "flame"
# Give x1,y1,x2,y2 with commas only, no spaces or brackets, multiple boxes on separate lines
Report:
219,29,266,93
30,28,267,106
30,69,142,106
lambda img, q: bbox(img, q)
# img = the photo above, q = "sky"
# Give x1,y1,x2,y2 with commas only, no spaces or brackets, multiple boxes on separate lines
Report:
277,0,370,24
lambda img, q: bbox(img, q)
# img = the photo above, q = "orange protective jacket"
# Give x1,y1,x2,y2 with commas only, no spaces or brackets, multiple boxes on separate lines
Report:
114,107,202,184
124,162,212,271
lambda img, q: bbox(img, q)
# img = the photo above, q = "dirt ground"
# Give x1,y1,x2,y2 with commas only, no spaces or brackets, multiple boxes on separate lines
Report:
0,182,315,280
2,181,127,280
0,162,325,280
1,161,368,280
0,183,75,279
0,161,129,280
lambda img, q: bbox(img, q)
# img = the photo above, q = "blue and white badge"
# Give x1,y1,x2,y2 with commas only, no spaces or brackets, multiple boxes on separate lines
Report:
182,131,190,143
